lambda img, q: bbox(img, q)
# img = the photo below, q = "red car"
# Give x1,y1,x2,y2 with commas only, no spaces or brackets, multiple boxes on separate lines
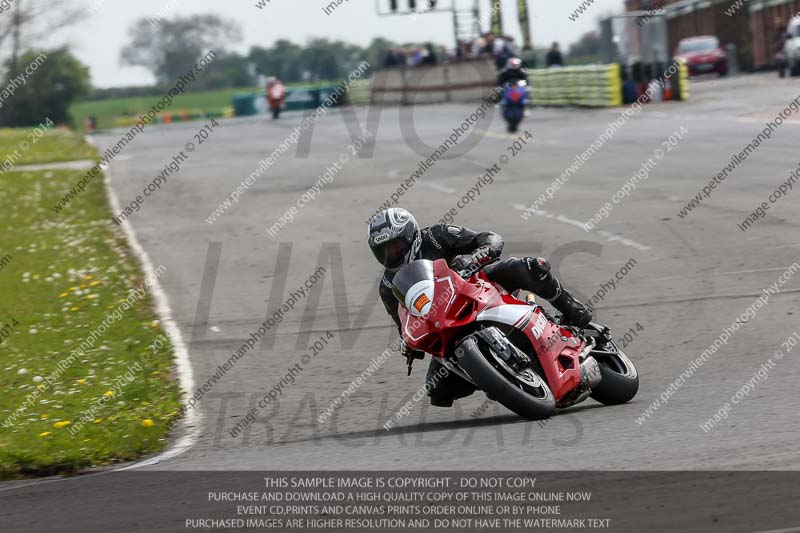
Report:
675,36,728,76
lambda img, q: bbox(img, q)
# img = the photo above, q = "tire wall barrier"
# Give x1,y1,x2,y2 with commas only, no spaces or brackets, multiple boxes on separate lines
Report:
528,64,623,107
677,59,690,101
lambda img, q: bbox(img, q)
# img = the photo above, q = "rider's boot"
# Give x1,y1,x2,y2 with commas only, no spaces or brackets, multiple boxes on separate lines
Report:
525,257,593,328
427,358,477,407
549,285,593,329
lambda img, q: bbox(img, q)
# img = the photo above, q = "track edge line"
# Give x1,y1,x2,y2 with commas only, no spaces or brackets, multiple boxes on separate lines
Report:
89,135,201,470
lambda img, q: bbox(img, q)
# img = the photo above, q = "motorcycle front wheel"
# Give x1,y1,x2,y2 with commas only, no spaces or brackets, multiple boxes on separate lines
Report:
455,336,555,420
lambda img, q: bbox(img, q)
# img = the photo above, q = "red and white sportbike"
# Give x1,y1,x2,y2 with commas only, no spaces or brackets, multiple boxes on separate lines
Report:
392,258,639,420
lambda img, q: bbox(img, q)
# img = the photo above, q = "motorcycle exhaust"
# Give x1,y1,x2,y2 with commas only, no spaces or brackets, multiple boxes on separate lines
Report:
580,356,602,390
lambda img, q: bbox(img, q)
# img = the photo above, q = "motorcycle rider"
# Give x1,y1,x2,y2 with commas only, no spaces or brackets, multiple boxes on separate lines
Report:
367,208,592,407
497,57,528,87
266,76,286,118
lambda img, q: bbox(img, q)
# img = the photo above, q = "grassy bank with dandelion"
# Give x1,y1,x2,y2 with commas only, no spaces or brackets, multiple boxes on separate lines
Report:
0,130,181,479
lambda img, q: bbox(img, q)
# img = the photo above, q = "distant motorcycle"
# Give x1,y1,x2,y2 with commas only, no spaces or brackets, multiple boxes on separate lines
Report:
393,258,639,420
267,81,286,119
502,80,529,133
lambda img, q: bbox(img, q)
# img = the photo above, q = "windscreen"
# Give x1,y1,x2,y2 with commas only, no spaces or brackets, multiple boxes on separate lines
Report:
391,259,435,316
679,38,718,53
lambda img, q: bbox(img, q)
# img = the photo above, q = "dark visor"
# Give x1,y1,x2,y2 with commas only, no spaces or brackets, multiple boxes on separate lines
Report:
371,239,410,270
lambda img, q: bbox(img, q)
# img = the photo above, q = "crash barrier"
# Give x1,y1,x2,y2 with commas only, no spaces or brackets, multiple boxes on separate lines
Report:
532,62,689,107
370,59,499,105
678,59,689,100
112,108,231,128
369,60,689,108
529,62,689,107
529,65,623,107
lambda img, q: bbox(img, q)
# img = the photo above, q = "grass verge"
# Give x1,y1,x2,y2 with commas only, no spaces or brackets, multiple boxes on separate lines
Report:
0,128,98,166
0,141,182,479
70,86,259,131
70,81,340,131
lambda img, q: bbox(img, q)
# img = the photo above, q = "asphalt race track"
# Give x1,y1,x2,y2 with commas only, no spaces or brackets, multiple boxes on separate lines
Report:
3,74,800,531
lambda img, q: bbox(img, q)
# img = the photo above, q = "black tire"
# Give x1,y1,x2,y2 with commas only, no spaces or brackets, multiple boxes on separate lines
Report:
590,350,639,406
455,337,555,420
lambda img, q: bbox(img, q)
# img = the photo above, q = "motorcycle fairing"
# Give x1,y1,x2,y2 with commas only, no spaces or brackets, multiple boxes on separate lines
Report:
396,259,587,401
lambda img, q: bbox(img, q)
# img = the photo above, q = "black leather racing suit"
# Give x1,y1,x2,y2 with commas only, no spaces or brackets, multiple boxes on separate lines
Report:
378,224,591,407
497,67,528,87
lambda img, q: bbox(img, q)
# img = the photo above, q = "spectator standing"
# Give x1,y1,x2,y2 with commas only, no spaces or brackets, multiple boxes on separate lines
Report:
482,33,496,56
493,35,511,69
383,48,403,68
546,42,564,67
421,43,437,65
471,36,486,58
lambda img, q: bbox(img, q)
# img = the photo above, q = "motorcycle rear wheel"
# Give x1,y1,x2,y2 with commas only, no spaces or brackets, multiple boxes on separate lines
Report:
456,337,555,420
589,348,639,405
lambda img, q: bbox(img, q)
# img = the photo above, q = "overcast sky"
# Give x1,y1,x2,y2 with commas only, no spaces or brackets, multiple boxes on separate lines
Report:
52,0,624,88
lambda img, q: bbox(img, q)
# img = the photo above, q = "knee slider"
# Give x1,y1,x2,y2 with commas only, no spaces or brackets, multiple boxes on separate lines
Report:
525,257,552,281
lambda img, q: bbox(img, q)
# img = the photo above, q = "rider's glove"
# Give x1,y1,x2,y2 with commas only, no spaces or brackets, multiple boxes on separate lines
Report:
401,340,425,376
470,246,494,267
450,255,472,273
452,246,494,275
401,340,425,361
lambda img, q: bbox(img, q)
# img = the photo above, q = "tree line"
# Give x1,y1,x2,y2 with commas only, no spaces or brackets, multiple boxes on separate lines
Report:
0,7,601,126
